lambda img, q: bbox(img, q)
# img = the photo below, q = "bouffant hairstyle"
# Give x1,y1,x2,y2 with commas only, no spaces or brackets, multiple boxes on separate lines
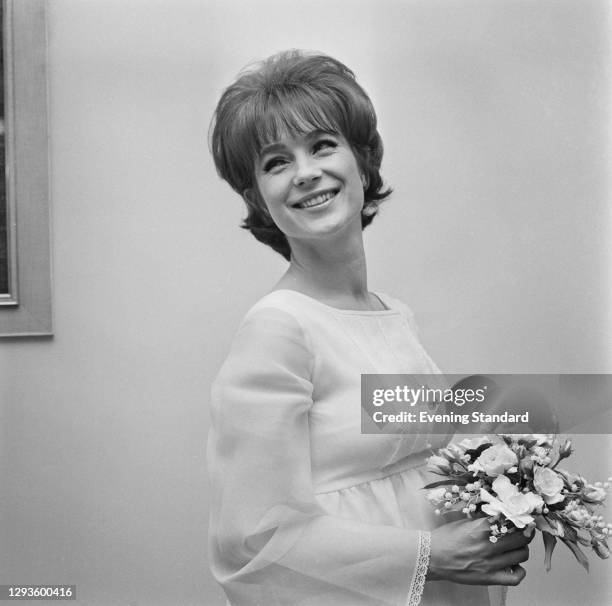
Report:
210,50,392,261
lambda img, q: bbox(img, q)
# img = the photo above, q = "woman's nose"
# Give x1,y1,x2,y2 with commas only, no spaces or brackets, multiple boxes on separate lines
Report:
292,157,322,187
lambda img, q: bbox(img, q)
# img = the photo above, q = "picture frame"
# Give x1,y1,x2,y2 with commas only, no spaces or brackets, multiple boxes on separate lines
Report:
0,0,52,336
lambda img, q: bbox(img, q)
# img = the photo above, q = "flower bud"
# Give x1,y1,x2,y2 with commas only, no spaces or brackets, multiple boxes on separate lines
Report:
427,455,452,473
559,439,573,458
583,485,607,504
592,541,610,559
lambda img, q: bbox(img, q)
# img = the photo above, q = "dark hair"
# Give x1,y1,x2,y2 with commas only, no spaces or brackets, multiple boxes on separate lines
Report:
210,50,392,260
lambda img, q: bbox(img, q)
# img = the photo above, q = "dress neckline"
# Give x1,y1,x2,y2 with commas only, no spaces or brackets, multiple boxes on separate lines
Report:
271,289,401,316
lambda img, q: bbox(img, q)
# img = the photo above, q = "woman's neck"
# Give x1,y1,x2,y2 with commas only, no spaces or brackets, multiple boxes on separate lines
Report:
274,227,381,311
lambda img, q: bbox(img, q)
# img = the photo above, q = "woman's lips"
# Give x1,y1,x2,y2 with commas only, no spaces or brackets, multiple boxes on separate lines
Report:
292,190,338,210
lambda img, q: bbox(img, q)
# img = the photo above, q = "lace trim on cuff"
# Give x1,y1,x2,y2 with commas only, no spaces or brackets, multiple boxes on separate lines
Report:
406,530,431,606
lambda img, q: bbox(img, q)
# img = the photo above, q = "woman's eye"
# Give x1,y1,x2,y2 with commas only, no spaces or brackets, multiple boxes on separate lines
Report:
313,139,337,153
263,157,288,172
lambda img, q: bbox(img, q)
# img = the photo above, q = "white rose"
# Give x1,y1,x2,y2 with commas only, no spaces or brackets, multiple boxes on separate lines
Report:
468,444,518,477
563,503,591,524
533,467,565,505
480,476,543,528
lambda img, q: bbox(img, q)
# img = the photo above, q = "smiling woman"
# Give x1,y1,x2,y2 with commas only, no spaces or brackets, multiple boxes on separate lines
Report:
251,131,365,243
206,50,532,606
210,50,390,262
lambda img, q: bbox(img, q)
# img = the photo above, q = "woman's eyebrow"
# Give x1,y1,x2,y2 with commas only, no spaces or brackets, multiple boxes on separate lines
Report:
258,129,338,157
259,141,286,156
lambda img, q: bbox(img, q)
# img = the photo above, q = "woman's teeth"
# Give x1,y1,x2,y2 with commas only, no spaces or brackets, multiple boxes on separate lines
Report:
295,191,335,209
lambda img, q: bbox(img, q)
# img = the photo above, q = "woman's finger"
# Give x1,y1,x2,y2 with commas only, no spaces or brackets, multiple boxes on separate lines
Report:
487,565,527,586
485,546,530,571
490,529,532,552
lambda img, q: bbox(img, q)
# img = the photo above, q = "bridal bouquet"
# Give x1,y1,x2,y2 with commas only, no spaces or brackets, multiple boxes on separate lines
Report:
425,434,611,571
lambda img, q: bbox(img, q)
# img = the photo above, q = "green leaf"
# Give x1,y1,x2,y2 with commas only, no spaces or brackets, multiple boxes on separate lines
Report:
542,532,557,572
560,537,590,572
422,480,462,490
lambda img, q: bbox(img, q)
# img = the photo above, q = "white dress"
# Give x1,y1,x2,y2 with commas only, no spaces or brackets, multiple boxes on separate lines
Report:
208,289,494,605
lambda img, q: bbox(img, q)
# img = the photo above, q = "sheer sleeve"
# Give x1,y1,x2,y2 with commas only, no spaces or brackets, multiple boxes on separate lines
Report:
207,306,430,606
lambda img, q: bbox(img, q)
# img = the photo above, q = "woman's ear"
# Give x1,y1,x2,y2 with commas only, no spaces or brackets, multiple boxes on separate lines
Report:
242,188,259,210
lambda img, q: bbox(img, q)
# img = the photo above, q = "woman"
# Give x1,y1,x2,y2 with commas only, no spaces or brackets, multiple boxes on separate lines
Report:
207,50,531,606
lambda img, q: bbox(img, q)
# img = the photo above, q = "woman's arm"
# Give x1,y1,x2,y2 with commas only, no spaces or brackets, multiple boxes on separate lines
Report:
208,306,429,606
207,306,531,605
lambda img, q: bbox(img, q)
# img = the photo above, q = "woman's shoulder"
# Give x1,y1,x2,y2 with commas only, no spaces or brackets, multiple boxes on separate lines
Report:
227,290,315,355
243,289,313,321
214,292,315,387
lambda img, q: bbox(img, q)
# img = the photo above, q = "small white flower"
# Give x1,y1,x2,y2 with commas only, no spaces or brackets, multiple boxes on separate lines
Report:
489,536,498,543
426,487,447,504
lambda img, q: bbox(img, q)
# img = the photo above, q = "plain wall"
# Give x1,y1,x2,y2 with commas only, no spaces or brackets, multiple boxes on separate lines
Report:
1,1,610,604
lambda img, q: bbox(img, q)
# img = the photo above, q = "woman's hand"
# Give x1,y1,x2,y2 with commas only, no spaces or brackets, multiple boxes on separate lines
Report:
427,517,533,586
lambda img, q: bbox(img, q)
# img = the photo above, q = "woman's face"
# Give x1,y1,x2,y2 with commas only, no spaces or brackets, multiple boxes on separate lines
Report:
250,130,365,245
